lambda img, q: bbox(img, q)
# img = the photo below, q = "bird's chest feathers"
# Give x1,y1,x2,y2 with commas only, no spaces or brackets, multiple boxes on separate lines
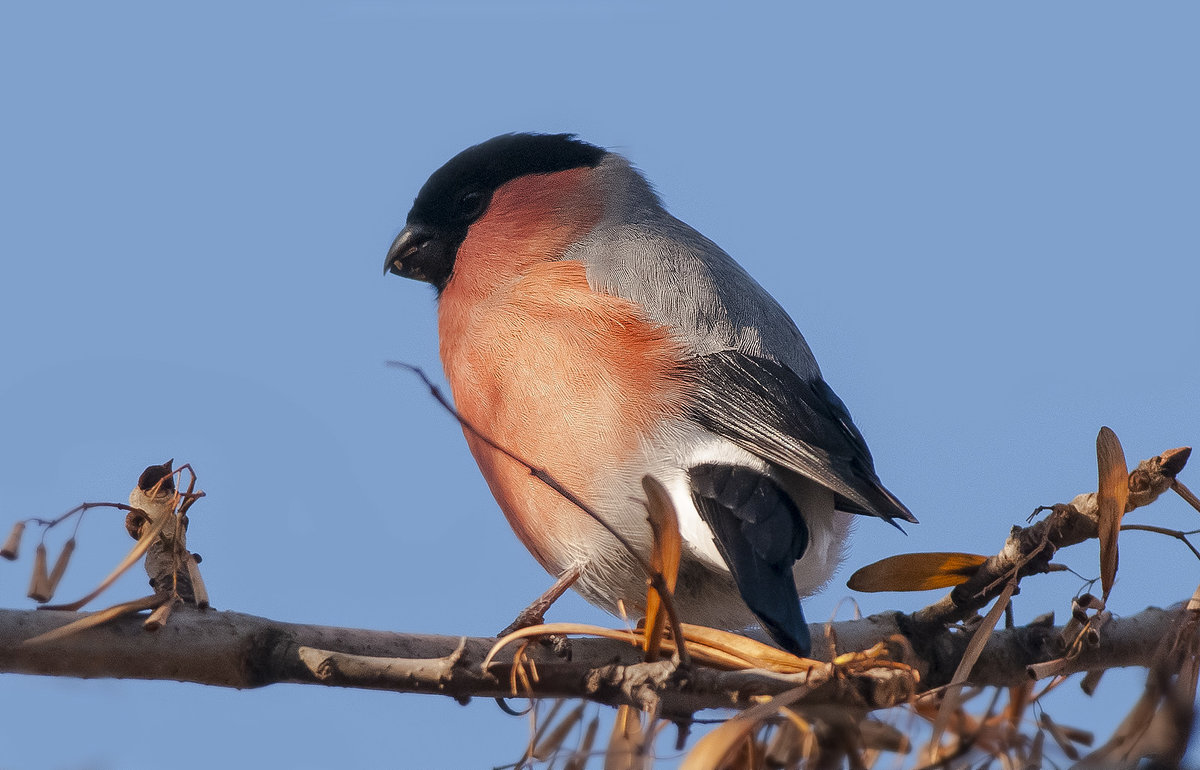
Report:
433,170,691,566
438,258,690,569
438,259,688,473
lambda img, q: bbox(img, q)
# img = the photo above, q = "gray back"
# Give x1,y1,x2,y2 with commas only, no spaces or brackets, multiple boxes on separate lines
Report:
563,154,823,382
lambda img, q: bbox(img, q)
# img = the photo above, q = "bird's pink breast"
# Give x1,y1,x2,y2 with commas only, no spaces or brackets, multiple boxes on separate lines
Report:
437,170,691,572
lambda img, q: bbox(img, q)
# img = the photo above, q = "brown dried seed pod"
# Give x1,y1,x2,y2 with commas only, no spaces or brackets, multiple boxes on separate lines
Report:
1,521,26,560
45,538,76,595
562,717,599,770
27,543,52,603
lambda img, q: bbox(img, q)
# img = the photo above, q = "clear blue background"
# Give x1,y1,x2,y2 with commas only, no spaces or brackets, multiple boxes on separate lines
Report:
1,2,1197,767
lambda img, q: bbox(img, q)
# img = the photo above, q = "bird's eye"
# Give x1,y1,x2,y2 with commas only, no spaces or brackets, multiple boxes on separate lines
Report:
455,190,487,220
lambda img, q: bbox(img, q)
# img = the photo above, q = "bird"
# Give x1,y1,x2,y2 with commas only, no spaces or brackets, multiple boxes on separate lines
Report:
384,133,915,656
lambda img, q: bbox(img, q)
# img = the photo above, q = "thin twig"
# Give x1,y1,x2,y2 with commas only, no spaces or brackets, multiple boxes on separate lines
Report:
1120,524,1200,561
1173,479,1200,515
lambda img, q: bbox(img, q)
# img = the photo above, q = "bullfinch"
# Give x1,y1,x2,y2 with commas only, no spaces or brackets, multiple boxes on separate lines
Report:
385,133,915,656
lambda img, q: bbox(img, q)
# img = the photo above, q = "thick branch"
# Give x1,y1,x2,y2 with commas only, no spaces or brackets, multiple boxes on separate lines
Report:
0,602,1186,716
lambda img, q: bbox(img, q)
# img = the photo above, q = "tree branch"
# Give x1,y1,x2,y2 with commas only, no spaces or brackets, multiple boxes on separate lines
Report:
0,601,1187,718
1,442,1195,768
909,446,1189,631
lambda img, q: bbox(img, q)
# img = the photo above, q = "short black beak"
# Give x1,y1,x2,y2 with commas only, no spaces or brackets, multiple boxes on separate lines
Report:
385,226,424,276
383,224,453,289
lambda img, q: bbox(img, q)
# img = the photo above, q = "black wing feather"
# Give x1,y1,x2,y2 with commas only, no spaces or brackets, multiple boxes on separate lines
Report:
690,463,811,656
688,350,917,525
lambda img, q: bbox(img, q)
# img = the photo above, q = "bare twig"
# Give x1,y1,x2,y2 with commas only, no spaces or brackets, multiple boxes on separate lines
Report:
910,446,1189,630
1120,524,1200,561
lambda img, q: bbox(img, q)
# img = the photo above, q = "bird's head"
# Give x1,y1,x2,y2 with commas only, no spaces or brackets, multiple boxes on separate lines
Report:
384,133,608,293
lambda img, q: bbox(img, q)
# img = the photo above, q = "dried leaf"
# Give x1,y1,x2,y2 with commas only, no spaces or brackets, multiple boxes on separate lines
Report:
670,640,776,671
682,713,761,770
486,620,823,674
533,702,586,761
21,594,163,646
1004,682,1033,729
1028,729,1045,767
642,475,681,662
1086,685,1159,762
675,623,816,671
605,705,645,770
847,552,988,593
563,716,599,770
682,687,813,770
719,734,760,770
1039,712,1082,760
1096,426,1130,600
519,699,564,764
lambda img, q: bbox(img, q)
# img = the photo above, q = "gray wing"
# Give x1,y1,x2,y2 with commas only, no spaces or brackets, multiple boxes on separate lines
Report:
569,205,824,381
566,171,914,524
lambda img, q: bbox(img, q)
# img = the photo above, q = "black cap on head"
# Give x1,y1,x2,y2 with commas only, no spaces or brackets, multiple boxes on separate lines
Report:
407,133,605,230
386,133,606,291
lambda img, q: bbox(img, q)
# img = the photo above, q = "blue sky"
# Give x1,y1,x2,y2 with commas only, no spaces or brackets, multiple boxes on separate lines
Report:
1,2,1197,767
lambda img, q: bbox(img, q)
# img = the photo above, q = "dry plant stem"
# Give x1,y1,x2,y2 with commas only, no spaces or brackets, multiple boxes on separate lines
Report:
911,447,1189,630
